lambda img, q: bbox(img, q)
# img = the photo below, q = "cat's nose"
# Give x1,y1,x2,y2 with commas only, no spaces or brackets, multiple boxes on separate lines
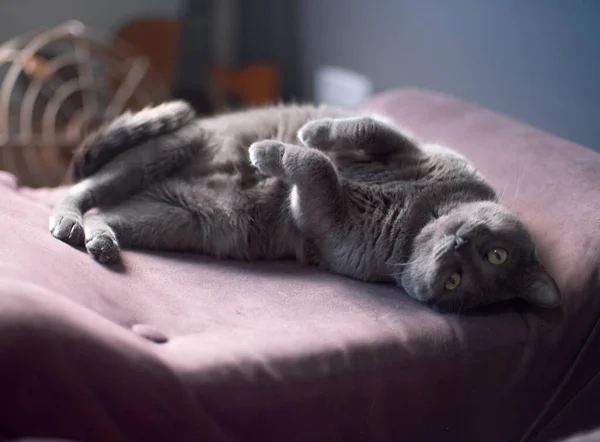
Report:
454,235,469,250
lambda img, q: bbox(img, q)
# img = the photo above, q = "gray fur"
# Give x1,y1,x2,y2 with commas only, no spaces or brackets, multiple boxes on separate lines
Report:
70,100,196,181
49,102,562,310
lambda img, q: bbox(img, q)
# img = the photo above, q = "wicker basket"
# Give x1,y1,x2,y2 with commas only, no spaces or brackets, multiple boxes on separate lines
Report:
0,20,169,187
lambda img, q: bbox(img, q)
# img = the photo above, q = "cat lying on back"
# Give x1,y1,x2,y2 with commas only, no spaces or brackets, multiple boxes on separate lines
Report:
49,101,561,311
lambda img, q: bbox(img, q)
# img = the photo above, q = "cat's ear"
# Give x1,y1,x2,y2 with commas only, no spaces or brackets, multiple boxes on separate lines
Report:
518,261,562,308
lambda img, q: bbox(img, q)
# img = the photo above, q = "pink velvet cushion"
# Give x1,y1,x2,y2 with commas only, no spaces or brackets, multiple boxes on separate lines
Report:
1,89,599,442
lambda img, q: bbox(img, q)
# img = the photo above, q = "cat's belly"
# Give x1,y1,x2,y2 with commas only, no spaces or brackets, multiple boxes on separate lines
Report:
148,173,306,261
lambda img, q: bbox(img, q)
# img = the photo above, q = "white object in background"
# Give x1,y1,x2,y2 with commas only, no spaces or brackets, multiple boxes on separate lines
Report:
314,66,373,107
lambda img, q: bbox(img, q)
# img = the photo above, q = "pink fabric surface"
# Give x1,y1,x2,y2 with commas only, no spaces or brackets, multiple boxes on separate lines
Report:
558,428,600,442
1,89,599,441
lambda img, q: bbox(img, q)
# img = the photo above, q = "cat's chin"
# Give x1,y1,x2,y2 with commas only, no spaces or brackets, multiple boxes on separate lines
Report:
397,280,481,312
427,298,474,313
397,271,438,305
427,297,509,313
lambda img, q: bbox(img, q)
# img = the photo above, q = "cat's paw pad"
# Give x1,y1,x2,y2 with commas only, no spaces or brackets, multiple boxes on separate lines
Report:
297,118,335,148
85,231,120,264
249,140,286,176
49,212,84,246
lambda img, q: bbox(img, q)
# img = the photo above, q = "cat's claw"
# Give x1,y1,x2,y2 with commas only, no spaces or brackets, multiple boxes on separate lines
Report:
49,212,85,246
85,232,120,263
248,140,286,177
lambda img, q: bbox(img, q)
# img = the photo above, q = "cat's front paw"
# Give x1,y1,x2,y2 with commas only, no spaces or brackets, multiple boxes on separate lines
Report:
49,210,84,246
249,140,286,177
297,118,335,149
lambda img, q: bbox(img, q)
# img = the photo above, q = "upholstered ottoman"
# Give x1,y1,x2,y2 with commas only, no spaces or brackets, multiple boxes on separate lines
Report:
1,89,599,442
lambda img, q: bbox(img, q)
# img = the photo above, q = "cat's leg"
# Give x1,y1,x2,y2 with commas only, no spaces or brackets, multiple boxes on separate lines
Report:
50,123,201,246
81,198,199,263
249,140,385,280
297,114,420,156
419,142,473,165
248,140,343,234
298,114,478,174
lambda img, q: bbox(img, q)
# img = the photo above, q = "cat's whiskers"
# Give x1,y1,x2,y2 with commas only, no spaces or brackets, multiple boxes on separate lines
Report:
434,239,455,262
385,252,414,265
512,160,524,204
387,258,419,270
387,257,422,279
498,181,509,202
434,247,447,261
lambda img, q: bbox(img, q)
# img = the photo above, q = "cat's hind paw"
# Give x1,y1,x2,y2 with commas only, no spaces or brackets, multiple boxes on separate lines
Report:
297,118,335,149
49,211,84,246
249,140,286,177
298,116,383,150
85,230,120,264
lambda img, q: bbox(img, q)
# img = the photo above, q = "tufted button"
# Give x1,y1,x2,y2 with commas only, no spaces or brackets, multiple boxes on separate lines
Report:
132,324,169,344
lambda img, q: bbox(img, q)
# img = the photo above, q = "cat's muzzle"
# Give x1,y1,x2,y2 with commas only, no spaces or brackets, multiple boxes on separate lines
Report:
453,235,469,250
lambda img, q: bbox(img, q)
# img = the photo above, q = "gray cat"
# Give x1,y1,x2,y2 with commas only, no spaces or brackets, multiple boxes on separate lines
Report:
49,101,561,311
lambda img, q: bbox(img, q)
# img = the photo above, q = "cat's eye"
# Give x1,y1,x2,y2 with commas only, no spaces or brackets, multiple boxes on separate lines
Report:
487,248,508,265
444,272,461,291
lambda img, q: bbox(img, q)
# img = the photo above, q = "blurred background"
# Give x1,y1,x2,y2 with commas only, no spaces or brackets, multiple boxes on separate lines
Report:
0,0,598,187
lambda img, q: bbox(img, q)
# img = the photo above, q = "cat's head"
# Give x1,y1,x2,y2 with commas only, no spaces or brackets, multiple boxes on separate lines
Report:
397,201,561,311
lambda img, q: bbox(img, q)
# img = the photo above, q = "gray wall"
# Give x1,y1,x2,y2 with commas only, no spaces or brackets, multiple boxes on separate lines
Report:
0,0,181,42
2,1,598,150
298,0,600,150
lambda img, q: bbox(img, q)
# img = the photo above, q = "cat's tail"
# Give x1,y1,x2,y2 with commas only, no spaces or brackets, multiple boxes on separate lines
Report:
70,100,196,182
